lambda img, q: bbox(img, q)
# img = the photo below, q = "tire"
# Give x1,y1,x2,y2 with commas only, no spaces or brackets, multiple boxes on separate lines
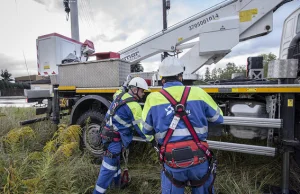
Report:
76,110,106,158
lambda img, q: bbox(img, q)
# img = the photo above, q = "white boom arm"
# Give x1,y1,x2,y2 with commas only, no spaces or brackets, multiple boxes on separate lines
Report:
119,0,291,74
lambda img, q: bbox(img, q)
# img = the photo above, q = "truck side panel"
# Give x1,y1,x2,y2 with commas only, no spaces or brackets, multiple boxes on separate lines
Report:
37,37,56,75
56,36,82,66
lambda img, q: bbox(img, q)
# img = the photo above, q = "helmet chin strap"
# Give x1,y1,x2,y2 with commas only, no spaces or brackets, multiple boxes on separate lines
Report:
130,88,142,101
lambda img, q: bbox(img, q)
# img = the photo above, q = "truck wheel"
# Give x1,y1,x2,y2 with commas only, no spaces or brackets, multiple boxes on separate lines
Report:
76,110,105,158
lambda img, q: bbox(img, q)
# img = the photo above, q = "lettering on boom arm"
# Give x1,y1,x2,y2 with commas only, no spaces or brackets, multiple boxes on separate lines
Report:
189,13,219,31
122,51,141,61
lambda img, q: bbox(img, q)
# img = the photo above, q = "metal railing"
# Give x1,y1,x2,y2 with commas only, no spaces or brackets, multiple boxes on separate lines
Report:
133,116,281,157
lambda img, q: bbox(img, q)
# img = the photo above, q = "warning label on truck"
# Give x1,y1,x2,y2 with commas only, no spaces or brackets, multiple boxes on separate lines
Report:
288,99,294,107
239,9,258,22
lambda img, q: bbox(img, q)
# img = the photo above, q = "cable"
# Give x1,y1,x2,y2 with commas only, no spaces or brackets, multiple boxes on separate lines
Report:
23,51,32,86
78,0,89,26
14,0,18,11
81,0,98,37
77,0,88,32
86,0,101,49
79,0,95,40
79,0,100,48
14,0,32,84
78,0,93,45
86,0,99,36
80,0,94,32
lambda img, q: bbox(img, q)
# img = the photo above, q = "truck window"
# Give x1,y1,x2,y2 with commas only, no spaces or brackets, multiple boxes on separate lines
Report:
297,14,300,34
285,18,294,38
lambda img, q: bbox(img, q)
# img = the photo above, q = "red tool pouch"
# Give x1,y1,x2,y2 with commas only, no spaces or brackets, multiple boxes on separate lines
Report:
163,140,207,168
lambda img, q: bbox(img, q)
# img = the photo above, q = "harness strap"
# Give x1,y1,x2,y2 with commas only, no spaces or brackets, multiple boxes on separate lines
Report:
159,87,212,159
101,126,121,141
101,92,137,150
163,158,217,190
121,148,130,186
159,86,217,190
181,115,212,158
103,150,122,158
122,148,129,169
164,168,211,188
109,92,137,118
159,87,189,161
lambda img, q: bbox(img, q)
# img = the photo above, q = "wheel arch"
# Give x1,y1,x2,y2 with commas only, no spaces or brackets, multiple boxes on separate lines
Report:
70,95,111,125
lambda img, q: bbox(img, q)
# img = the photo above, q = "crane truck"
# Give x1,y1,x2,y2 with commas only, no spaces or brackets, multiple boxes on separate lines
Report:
23,0,300,193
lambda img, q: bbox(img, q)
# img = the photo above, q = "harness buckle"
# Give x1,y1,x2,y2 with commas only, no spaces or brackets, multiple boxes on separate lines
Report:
103,150,113,158
174,104,185,112
108,136,114,141
159,146,166,162
199,156,207,163
104,150,121,158
186,180,191,187
175,159,194,168
211,160,217,174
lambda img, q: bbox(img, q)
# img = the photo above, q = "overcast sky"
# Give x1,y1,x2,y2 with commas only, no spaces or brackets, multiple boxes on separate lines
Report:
0,0,299,78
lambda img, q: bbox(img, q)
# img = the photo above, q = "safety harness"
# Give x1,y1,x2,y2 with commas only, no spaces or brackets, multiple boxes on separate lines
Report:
159,87,217,189
100,92,137,156
100,92,137,188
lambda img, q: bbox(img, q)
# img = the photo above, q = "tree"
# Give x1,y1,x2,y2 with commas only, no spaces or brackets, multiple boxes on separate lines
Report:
218,63,244,80
16,82,24,89
3,81,11,89
131,63,144,72
211,68,218,81
209,63,246,81
204,67,211,81
0,80,4,90
259,53,277,78
23,83,30,89
1,69,13,81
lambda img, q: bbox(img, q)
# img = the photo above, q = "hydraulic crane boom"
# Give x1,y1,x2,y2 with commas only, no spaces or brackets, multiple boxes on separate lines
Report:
119,0,292,74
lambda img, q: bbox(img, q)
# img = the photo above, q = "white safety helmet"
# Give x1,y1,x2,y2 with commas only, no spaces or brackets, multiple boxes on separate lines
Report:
158,57,185,77
128,77,149,90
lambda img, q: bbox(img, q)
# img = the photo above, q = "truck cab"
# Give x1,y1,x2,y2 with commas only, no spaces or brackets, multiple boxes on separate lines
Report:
280,7,300,59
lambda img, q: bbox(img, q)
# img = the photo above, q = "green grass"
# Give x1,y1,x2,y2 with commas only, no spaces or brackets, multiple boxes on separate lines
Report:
0,107,299,194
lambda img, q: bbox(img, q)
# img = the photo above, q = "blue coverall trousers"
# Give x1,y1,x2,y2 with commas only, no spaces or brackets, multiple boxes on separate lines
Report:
161,161,215,194
93,156,121,194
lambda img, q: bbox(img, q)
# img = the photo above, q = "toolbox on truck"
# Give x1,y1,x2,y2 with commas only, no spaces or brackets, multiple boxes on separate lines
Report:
57,59,131,87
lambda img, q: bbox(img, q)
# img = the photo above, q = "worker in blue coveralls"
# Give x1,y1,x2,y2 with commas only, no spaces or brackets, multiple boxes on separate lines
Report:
142,57,224,194
93,77,153,194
